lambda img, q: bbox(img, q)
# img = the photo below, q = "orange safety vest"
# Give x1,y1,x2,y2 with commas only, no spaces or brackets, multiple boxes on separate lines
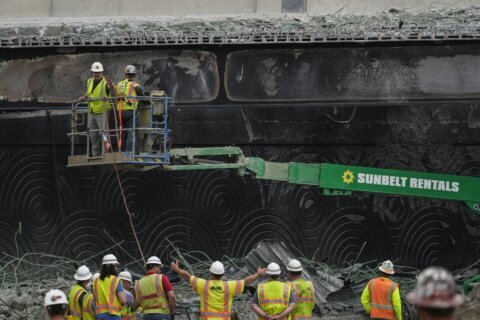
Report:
67,284,86,320
258,280,292,320
93,276,123,316
135,274,170,314
368,277,398,320
81,293,95,320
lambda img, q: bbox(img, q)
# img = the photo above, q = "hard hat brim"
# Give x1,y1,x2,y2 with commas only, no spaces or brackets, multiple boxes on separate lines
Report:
287,267,302,272
266,270,281,275
407,291,465,308
379,266,395,275
119,277,133,283
74,273,92,281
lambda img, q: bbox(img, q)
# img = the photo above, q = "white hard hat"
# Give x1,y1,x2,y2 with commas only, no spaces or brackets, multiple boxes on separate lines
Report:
210,261,225,275
44,289,68,307
125,65,136,74
267,262,281,275
146,256,162,266
92,272,100,282
119,271,132,283
379,260,395,275
287,259,302,272
102,254,119,265
91,62,104,72
74,265,92,281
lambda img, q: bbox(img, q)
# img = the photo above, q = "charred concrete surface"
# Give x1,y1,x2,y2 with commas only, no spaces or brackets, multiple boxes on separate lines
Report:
1,35,480,274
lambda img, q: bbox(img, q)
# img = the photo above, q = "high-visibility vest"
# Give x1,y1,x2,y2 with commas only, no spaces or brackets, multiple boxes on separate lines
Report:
121,304,135,320
258,280,292,320
86,77,111,113
290,278,315,320
93,276,123,316
81,293,95,320
115,79,139,111
134,274,170,314
368,277,398,320
192,278,243,320
67,284,86,320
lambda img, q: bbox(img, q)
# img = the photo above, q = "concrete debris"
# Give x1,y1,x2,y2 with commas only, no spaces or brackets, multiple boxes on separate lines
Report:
455,282,480,319
2,7,480,47
238,239,343,305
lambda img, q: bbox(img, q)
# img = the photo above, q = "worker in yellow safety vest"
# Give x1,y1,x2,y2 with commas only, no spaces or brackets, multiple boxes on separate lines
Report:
119,271,135,320
287,259,315,319
407,267,464,320
251,262,296,320
171,259,266,320
45,289,69,320
135,256,175,320
67,265,92,320
115,64,146,152
361,260,402,320
93,254,128,319
79,62,114,157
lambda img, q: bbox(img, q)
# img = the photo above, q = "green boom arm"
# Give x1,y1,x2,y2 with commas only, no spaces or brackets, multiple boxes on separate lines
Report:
166,147,480,213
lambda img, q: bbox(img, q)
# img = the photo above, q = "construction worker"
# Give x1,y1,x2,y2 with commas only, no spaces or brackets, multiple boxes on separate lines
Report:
407,267,464,320
67,265,92,320
135,256,175,320
79,62,114,157
115,65,146,152
171,259,266,320
119,271,135,320
361,260,402,320
251,262,296,320
287,259,315,319
93,254,128,319
45,289,69,320
82,273,101,320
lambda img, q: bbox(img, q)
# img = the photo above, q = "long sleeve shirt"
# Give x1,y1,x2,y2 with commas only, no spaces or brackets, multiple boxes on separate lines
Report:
361,278,402,320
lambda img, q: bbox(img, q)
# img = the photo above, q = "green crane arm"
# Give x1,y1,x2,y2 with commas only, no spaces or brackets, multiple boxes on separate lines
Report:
166,147,480,213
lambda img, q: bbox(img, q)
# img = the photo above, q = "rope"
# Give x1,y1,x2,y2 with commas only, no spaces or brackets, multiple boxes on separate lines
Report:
100,98,146,265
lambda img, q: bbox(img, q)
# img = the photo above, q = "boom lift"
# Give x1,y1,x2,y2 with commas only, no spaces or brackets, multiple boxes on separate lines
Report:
67,95,480,213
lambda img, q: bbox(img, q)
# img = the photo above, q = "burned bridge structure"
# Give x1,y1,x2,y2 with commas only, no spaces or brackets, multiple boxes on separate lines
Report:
1,9,480,270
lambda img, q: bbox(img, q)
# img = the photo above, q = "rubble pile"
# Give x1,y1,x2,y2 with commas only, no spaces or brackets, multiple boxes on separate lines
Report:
1,6,480,47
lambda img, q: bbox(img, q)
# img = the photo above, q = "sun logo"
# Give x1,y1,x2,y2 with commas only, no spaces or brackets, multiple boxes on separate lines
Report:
342,170,355,184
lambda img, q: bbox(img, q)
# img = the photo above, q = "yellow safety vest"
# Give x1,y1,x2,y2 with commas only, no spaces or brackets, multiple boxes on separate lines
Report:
115,79,139,111
93,276,123,316
81,293,95,320
134,274,170,314
121,304,135,320
67,284,86,320
290,278,315,320
190,276,244,320
86,77,111,113
258,280,292,320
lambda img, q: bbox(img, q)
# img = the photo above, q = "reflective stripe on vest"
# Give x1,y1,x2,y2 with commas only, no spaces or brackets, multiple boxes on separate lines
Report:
135,274,169,314
68,284,86,319
121,304,135,320
115,79,138,111
198,278,242,320
368,278,397,320
291,278,315,319
81,293,95,320
258,281,291,319
93,276,123,315
86,77,111,113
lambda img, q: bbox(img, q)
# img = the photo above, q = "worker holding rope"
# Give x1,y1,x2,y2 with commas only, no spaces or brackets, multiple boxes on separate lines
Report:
79,62,113,157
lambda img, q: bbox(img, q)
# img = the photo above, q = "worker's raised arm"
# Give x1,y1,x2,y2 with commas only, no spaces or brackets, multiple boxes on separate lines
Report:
170,260,192,280
244,266,267,286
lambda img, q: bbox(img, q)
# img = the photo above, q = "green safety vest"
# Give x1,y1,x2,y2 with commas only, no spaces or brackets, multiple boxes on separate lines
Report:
86,77,111,113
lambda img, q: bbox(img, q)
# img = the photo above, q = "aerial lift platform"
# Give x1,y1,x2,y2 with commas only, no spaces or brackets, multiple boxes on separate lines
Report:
67,95,480,213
